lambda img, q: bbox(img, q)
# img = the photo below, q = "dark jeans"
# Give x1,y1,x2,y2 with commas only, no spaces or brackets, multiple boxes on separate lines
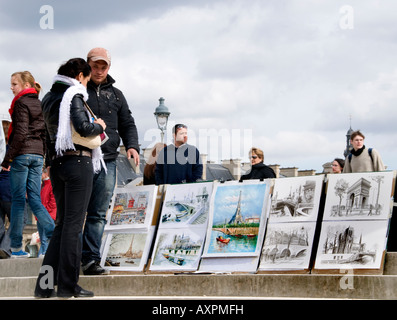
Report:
35,155,93,296
0,200,11,258
82,159,116,266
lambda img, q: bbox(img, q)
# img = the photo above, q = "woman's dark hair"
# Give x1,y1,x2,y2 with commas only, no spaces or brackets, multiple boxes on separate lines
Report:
57,58,91,78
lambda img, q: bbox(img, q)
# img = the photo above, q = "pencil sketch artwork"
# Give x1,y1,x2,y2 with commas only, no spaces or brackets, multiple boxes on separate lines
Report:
160,182,213,227
101,231,150,271
323,171,394,221
150,228,206,271
203,181,270,257
269,175,324,223
106,185,157,230
258,222,316,270
314,220,389,269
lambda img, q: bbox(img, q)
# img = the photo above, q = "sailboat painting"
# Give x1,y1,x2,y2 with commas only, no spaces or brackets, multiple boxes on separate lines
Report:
100,228,155,271
202,181,270,257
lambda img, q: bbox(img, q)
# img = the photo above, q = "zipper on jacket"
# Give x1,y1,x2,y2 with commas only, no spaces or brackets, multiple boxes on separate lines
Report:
96,84,101,97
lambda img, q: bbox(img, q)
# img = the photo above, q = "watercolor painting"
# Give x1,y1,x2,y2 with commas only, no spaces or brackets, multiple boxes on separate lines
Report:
269,175,324,223
258,222,317,271
105,185,158,230
202,180,270,257
149,227,206,271
323,171,394,221
314,220,389,270
160,182,213,227
100,228,155,271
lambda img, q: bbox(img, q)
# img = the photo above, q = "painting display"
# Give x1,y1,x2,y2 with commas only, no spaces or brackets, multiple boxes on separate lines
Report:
105,185,158,230
100,228,155,272
159,182,213,227
313,171,394,272
314,220,389,270
258,222,317,271
258,175,324,272
149,181,214,272
202,180,271,258
322,171,394,221
149,227,206,271
269,175,324,223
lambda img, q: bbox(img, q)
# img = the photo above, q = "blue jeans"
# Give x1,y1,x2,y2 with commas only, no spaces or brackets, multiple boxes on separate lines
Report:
82,159,116,265
9,154,55,251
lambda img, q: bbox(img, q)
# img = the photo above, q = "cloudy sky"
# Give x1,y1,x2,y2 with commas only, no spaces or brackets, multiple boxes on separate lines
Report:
1,0,396,172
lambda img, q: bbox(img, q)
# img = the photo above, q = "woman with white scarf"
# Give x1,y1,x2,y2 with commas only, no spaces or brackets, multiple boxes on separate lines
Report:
34,58,106,298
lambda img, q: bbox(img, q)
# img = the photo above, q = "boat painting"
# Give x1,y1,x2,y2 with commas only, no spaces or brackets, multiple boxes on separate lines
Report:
203,181,270,257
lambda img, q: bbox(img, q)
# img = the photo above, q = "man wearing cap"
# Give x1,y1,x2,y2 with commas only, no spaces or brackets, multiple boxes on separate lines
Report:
82,47,140,275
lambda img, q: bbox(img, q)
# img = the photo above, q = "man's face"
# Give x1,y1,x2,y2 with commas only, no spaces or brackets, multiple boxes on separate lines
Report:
351,135,364,151
88,60,110,85
174,127,188,146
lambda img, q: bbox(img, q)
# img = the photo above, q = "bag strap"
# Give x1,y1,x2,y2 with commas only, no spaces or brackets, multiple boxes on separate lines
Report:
83,100,97,120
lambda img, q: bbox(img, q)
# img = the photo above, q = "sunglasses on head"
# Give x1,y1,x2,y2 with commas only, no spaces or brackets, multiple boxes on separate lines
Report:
173,124,187,133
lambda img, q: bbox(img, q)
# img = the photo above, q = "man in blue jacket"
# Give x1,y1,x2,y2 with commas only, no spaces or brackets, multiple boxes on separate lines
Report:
155,124,202,185
82,48,140,275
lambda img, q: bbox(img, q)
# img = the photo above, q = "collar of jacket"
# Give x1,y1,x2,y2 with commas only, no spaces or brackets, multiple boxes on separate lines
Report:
87,74,116,90
351,145,366,157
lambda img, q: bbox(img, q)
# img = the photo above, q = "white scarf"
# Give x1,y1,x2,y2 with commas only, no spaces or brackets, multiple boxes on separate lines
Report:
54,74,106,173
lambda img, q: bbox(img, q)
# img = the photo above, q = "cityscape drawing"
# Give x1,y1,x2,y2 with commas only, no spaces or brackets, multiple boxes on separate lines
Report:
314,220,389,269
323,172,394,220
269,175,323,223
259,222,316,270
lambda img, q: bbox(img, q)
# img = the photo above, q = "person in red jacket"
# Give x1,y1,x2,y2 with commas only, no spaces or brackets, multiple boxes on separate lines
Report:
37,168,56,257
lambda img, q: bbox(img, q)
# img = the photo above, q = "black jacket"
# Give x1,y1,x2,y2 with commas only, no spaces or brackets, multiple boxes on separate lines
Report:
41,82,103,165
1,93,46,168
86,75,139,160
240,162,276,181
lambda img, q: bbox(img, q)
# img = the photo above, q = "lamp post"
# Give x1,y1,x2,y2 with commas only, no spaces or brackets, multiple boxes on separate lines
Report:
154,97,170,143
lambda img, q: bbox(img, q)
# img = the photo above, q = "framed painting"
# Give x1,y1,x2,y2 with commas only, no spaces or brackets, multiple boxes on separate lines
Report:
313,219,389,270
149,227,207,272
323,171,394,221
268,175,324,223
105,185,158,230
159,181,213,228
258,221,317,271
202,180,271,258
100,227,155,272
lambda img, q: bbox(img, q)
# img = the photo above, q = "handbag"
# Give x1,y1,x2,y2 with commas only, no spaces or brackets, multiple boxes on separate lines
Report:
71,101,102,149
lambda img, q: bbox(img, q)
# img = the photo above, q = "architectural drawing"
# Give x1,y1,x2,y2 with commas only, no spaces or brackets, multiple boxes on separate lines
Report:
259,222,316,270
323,171,394,220
269,175,324,223
314,220,389,269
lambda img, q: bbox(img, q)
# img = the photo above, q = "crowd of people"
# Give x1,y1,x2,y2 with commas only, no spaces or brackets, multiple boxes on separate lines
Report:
0,47,387,298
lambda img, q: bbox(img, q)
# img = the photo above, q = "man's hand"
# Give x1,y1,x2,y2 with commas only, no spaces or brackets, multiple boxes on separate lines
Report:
126,148,140,167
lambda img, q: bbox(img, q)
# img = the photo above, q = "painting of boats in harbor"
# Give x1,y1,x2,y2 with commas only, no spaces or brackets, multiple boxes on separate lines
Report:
160,182,213,227
106,185,157,230
314,220,389,270
203,181,270,257
150,228,206,271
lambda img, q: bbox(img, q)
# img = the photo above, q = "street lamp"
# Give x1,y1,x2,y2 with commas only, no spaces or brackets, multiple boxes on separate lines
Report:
154,97,170,143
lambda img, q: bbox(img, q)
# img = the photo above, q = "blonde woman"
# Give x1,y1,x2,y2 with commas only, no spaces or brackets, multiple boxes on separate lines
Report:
1,71,55,258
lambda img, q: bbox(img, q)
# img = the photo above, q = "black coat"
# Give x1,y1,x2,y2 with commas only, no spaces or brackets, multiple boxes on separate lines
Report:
86,75,139,160
240,162,276,181
41,82,103,165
